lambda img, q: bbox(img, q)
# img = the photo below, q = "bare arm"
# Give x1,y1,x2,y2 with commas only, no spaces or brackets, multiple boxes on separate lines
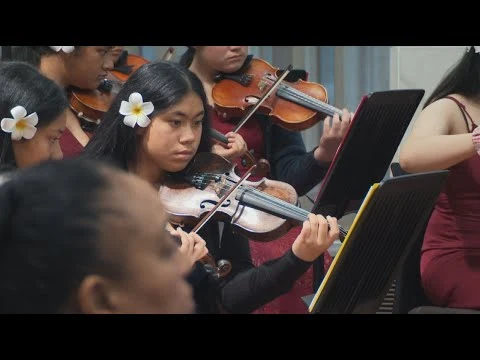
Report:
399,98,477,173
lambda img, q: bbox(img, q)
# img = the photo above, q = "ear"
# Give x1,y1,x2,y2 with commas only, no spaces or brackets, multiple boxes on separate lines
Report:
76,275,118,314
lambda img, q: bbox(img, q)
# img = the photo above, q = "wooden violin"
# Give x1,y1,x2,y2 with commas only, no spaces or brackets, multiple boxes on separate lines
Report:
68,49,161,132
159,151,347,244
108,53,150,83
212,57,344,132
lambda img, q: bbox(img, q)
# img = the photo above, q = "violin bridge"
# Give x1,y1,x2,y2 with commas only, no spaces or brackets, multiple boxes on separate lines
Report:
213,175,228,198
258,79,267,92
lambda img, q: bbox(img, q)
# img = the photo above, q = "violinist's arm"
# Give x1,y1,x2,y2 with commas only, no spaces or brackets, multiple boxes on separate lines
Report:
399,99,476,173
216,225,312,314
269,124,329,196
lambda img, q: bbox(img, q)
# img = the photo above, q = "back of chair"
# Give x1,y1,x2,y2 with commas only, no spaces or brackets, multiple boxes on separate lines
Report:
392,223,432,313
390,162,432,313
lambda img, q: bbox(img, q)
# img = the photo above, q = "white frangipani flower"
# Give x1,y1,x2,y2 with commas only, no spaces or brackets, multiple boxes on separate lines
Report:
1,106,38,141
119,92,154,128
49,46,75,53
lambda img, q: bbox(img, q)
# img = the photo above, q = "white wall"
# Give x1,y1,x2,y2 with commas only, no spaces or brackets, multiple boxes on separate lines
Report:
389,46,466,162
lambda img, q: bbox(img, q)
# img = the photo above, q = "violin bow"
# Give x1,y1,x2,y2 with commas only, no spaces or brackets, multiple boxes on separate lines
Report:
232,65,293,134
162,47,175,61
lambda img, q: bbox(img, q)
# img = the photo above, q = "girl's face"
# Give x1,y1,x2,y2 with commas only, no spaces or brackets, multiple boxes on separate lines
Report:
139,91,205,174
75,172,195,314
102,173,195,314
12,109,67,168
65,46,114,90
194,46,248,74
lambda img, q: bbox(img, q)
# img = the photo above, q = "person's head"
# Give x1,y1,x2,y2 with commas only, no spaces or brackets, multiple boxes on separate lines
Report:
0,61,69,171
0,158,194,314
424,46,480,108
179,46,249,75
83,60,211,184
109,46,126,66
11,46,114,90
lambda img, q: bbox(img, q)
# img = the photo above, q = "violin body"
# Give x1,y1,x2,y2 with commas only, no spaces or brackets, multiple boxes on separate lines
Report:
68,86,117,131
212,57,335,131
68,53,149,131
109,53,149,82
158,152,300,242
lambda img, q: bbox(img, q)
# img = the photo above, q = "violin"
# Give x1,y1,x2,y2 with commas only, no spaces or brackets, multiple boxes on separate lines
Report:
68,80,120,133
108,53,150,83
212,57,344,132
68,50,153,132
158,152,348,277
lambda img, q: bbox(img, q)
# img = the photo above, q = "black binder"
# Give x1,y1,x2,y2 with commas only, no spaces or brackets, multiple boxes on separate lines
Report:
312,89,425,219
308,170,449,314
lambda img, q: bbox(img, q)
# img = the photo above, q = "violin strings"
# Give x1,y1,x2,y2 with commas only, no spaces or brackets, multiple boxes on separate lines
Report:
193,173,310,219
262,75,341,117
193,173,349,237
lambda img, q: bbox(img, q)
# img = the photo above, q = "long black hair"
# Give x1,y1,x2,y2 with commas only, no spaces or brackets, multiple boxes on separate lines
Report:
0,61,68,172
83,60,212,171
0,158,122,313
10,46,81,67
423,46,480,109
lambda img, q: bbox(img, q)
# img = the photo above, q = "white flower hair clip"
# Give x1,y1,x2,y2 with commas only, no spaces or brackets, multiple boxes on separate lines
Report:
119,92,154,128
1,106,38,141
49,46,75,53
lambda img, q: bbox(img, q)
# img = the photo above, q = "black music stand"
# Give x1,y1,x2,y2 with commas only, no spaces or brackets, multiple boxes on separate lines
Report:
310,89,425,290
312,89,425,218
307,170,449,314
1,46,12,61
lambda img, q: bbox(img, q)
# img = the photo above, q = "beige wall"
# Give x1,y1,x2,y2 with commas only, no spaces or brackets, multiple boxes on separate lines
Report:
389,46,466,162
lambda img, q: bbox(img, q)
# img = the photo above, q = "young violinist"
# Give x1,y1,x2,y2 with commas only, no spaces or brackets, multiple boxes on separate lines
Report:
179,46,354,311
0,61,69,182
0,157,195,314
82,60,340,314
10,46,114,158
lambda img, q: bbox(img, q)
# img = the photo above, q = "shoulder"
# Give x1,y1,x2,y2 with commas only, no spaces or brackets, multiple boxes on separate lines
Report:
416,95,466,133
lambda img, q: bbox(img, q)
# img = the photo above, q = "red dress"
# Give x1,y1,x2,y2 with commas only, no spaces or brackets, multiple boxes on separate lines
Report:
59,128,85,159
210,106,332,314
420,96,480,309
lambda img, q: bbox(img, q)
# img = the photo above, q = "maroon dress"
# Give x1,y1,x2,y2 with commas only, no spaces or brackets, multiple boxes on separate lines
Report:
420,96,480,309
210,106,333,314
59,128,85,159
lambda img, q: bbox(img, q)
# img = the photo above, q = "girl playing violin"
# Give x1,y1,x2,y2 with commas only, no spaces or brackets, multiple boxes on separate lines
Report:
11,46,114,158
83,60,340,314
180,46,353,312
0,61,69,182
